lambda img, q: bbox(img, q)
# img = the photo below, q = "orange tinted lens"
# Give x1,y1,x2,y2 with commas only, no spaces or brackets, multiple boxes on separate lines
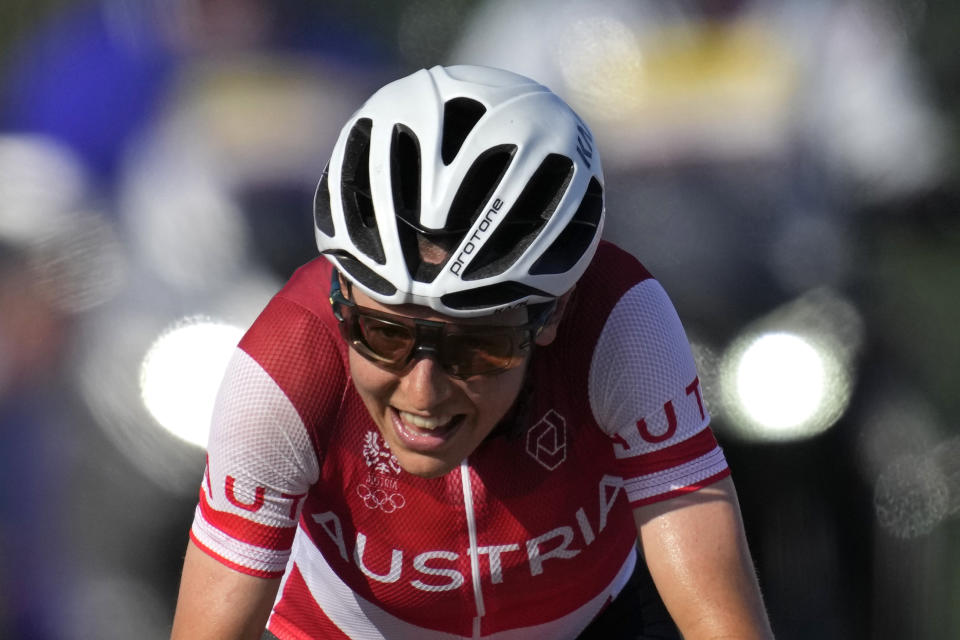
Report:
443,332,518,376
357,315,415,363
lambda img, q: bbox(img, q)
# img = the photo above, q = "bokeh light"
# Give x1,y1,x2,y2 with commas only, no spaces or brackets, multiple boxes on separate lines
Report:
736,333,825,430
73,268,277,494
720,331,851,441
854,387,943,484
874,452,950,539
716,289,861,442
0,134,88,244
140,317,244,448
75,309,206,495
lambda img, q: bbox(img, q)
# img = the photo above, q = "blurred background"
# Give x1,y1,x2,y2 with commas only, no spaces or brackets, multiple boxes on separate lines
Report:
0,0,956,638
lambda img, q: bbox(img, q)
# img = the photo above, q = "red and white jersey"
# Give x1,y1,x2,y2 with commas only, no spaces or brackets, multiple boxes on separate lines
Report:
190,241,729,639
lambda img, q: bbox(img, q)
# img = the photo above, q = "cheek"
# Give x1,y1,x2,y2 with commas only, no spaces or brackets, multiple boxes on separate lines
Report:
464,364,528,423
348,350,396,409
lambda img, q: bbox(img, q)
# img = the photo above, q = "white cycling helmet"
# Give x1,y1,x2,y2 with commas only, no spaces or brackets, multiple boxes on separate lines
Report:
314,64,604,318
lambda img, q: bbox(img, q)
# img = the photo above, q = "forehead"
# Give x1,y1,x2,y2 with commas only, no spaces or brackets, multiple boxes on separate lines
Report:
349,285,529,327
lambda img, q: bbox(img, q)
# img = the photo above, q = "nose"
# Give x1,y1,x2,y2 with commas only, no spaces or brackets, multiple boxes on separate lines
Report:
397,355,454,411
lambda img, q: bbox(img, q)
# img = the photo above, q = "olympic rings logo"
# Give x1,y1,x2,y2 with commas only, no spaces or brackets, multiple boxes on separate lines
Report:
356,484,406,513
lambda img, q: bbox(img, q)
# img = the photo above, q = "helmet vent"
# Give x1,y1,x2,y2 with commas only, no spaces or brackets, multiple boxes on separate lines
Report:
446,144,516,234
442,98,487,165
391,124,421,222
462,153,573,281
441,281,552,311
341,118,386,264
313,166,335,236
530,176,603,275
392,124,445,282
326,250,397,296
398,229,459,283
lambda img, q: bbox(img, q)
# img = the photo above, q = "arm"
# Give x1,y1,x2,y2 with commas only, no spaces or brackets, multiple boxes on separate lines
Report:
635,476,774,640
171,540,281,640
170,290,342,638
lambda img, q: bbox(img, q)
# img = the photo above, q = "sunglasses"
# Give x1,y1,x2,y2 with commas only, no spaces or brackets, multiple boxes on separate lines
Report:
329,270,554,378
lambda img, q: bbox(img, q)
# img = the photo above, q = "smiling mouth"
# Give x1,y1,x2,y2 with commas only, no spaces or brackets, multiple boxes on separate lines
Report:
398,410,453,430
391,409,465,448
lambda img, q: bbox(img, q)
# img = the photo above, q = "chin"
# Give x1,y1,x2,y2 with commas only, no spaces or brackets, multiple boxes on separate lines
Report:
397,454,459,479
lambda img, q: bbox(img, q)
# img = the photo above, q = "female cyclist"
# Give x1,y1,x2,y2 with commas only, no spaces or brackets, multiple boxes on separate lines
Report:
171,64,774,639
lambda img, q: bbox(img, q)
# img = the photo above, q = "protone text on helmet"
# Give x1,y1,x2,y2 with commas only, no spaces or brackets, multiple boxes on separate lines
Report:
449,198,504,276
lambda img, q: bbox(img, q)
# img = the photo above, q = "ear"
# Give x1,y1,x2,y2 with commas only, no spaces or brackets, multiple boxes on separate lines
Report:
534,287,575,347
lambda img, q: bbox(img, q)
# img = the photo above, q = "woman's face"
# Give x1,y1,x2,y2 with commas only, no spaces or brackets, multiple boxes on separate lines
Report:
345,287,537,479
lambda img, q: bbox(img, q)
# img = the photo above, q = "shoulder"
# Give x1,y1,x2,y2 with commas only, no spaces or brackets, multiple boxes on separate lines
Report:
237,258,347,413
581,246,706,441
580,240,655,303
241,258,339,357
274,257,337,318
555,240,656,347
580,241,695,390
535,241,659,408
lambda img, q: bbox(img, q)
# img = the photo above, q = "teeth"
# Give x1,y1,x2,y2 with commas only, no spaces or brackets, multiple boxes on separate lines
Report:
399,411,452,431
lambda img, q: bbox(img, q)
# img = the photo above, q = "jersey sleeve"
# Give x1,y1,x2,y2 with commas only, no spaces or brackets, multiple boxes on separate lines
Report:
189,292,347,578
588,278,729,507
